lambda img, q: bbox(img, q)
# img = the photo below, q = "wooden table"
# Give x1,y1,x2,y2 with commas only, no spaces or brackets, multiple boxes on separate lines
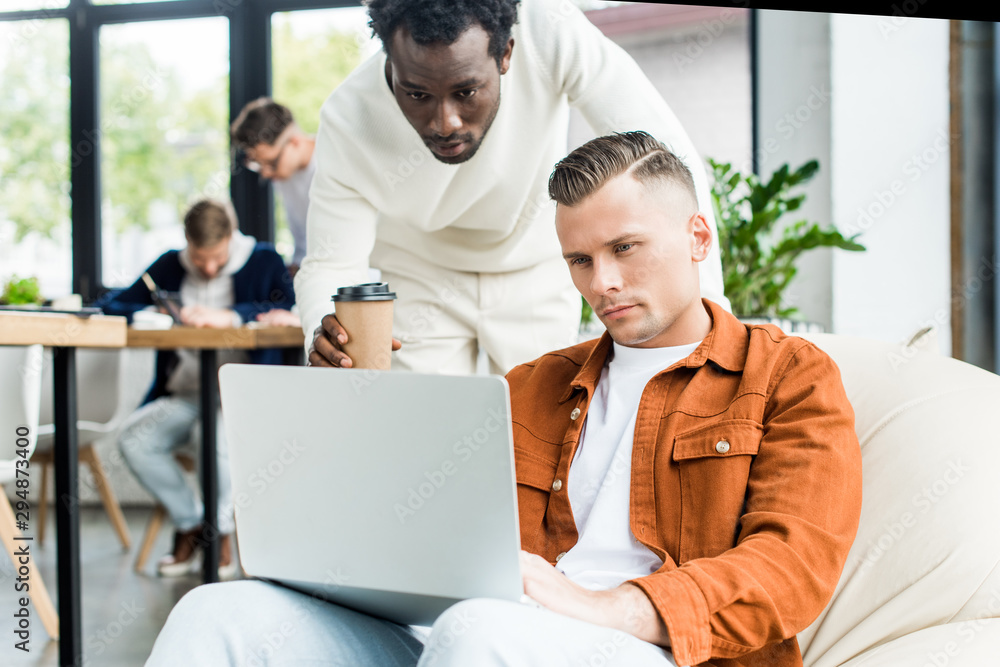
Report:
1,314,303,666
126,324,305,583
0,310,127,667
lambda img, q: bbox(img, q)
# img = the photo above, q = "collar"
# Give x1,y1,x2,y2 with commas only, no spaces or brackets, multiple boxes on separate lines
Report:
683,298,749,373
558,299,749,404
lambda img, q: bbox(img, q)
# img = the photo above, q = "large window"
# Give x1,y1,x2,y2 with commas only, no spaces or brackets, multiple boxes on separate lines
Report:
91,0,185,4
0,1,369,304
0,18,71,299
99,17,230,287
0,0,67,10
269,5,376,261
0,0,753,307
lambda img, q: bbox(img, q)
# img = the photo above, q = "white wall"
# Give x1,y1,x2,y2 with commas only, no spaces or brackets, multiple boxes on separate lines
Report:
756,11,834,329
758,11,951,351
830,14,951,353
569,8,752,169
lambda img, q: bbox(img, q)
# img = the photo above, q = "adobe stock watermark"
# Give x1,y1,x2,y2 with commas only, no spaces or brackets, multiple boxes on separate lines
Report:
233,567,351,667
403,275,473,338
877,0,930,39
540,0,580,29
418,605,479,666
920,586,1000,667
673,2,750,73
576,450,629,499
844,126,954,238
747,83,831,175
242,621,296,667
3,1,65,51
887,252,999,371
81,600,145,666
247,567,351,663
856,458,970,571
231,438,306,520
58,66,170,181
576,630,633,667
393,405,508,524
381,135,435,192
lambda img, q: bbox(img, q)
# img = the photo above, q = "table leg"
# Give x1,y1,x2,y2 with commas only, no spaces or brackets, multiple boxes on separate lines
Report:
53,346,82,665
199,349,220,584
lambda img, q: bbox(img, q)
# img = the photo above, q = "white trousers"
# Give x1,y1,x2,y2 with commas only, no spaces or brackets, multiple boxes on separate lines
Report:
145,580,680,666
372,244,582,376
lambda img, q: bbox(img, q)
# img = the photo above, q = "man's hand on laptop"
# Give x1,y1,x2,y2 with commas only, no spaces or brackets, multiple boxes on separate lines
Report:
518,551,673,649
308,312,402,368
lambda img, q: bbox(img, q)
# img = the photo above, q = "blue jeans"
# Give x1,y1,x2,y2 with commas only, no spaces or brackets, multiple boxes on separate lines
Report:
145,580,680,666
118,394,234,534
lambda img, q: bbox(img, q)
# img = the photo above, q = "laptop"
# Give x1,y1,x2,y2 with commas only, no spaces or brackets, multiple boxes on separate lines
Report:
218,364,524,626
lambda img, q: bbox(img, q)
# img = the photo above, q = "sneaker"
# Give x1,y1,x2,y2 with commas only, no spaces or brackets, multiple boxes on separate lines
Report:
218,534,240,579
157,526,204,577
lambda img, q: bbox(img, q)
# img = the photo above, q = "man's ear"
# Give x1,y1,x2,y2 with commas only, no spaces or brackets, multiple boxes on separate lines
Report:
384,57,394,93
689,213,712,262
499,37,514,75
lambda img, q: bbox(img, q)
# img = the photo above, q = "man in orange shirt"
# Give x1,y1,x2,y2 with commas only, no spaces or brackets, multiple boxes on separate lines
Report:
505,131,862,666
146,132,861,667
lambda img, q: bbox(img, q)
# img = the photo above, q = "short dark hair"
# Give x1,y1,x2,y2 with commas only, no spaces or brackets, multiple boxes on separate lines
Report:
365,0,520,66
230,98,294,151
548,131,698,208
184,199,235,248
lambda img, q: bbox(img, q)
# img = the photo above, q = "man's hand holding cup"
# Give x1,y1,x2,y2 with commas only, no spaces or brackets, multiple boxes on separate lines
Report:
307,283,400,370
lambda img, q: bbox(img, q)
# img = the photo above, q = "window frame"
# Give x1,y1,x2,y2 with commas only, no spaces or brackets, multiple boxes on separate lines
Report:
0,0,359,301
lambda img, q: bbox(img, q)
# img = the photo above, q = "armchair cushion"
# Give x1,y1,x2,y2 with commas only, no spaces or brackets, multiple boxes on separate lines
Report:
795,334,1000,667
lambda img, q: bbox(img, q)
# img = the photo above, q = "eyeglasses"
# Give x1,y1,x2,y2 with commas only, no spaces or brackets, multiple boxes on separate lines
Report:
243,135,291,174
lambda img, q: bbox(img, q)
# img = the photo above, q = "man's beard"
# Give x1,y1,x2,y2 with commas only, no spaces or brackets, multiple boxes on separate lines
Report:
425,91,501,165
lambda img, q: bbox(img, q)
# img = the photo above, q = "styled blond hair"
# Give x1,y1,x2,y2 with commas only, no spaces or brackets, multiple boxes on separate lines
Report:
548,130,697,208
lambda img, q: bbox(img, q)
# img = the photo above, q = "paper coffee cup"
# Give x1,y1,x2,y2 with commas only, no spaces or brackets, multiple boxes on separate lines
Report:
331,282,397,370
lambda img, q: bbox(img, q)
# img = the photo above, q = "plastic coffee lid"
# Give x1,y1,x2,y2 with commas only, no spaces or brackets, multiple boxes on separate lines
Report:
331,282,397,302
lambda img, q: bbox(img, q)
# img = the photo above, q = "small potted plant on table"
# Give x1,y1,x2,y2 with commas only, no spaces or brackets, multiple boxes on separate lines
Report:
1,275,44,307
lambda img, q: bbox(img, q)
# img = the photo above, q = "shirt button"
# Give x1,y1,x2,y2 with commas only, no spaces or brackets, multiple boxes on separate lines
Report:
570,408,581,420
551,478,563,492
715,440,731,454
556,551,567,562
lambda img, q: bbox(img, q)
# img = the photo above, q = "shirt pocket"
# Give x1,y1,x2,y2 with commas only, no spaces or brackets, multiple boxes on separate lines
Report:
513,430,562,550
671,419,762,562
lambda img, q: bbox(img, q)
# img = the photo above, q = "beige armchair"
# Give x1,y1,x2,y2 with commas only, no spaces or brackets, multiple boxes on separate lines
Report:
797,333,1000,665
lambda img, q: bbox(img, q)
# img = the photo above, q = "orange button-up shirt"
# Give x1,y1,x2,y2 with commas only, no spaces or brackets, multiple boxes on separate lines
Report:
506,299,862,667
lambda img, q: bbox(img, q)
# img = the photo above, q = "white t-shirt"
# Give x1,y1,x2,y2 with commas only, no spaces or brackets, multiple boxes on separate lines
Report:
557,339,701,591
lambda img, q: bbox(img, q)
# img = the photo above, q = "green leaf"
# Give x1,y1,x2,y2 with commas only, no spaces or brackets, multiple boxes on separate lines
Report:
708,157,867,318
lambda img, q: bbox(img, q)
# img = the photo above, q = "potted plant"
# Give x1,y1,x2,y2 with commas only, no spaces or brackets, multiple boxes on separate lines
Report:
708,158,865,329
0,274,44,307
